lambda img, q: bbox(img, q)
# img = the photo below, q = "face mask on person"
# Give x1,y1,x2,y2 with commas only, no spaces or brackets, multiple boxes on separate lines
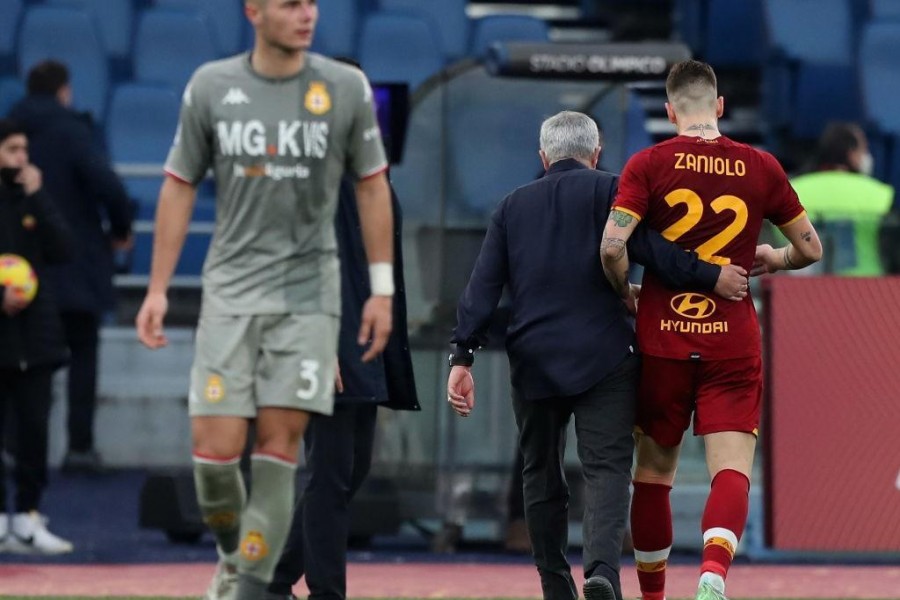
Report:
858,152,874,176
0,166,21,187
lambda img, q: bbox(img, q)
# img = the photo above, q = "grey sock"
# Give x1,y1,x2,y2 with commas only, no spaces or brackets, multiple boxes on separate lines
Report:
237,454,297,584
193,457,246,555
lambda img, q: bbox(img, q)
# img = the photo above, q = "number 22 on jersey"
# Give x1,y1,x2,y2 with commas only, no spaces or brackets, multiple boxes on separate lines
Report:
660,188,748,265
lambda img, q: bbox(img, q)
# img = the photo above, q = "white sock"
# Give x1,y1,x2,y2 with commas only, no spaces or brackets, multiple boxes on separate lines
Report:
699,572,725,593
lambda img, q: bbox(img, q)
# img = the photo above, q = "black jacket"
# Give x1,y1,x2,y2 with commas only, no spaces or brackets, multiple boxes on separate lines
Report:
8,95,132,314
0,181,74,370
453,159,720,400
334,177,419,411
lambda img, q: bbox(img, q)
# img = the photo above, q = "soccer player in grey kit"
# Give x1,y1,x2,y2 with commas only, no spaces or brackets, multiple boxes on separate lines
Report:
135,1,394,599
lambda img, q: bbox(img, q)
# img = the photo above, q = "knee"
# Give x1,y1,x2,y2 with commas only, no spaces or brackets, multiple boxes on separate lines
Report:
633,466,676,486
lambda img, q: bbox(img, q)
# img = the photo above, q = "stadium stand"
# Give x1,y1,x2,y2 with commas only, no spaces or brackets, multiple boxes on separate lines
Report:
133,8,218,93
702,0,765,68
762,0,862,140
154,0,245,57
469,14,551,58
0,76,25,117
358,12,446,90
378,0,471,62
0,0,23,73
17,5,109,121
46,0,135,61
859,20,900,189
869,0,900,19
309,0,360,58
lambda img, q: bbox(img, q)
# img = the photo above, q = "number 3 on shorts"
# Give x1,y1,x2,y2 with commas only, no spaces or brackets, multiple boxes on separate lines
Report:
296,359,321,401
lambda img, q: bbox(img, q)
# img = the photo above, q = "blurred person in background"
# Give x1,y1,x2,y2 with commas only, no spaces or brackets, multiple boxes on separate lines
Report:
268,171,419,600
0,119,75,554
786,122,893,276
134,1,395,598
7,60,134,475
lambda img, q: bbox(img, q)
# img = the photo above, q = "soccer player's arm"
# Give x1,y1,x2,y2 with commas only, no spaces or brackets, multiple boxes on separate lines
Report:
600,155,646,300
348,70,394,361
754,154,824,274
137,76,209,348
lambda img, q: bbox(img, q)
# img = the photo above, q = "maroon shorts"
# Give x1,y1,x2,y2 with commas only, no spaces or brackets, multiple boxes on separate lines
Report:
636,354,762,447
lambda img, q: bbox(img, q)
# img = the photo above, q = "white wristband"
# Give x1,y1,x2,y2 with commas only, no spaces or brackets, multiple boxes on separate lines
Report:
369,262,395,296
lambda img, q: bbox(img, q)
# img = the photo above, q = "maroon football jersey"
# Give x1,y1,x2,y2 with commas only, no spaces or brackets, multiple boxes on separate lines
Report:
614,135,805,360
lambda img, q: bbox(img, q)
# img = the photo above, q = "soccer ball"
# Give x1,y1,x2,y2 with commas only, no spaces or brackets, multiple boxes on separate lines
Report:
0,254,38,304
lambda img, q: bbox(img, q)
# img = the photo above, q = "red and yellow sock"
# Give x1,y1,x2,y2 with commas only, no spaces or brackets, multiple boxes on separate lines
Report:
700,469,750,579
631,481,673,600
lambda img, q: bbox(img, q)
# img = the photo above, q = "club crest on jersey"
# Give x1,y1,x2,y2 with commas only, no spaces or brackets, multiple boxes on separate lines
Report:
204,374,225,403
304,81,331,115
240,530,269,561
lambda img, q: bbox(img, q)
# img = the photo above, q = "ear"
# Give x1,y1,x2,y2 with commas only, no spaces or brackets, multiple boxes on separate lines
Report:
716,96,724,119
665,102,677,124
539,150,551,171
591,145,601,168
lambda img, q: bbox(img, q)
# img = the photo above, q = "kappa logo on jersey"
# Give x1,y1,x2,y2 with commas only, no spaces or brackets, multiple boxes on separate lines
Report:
304,81,331,115
222,87,251,105
216,119,329,159
670,293,717,320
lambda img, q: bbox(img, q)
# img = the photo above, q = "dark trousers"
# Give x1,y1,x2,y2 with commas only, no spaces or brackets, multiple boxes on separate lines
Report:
61,311,99,452
508,448,525,521
270,403,378,599
512,354,638,600
0,365,54,512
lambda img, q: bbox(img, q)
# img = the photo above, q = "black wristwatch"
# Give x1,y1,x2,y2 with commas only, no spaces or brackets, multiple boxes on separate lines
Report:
448,345,475,368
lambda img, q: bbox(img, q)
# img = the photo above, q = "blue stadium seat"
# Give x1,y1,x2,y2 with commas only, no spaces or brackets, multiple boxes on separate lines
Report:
470,15,550,59
379,0,470,62
0,77,25,117
673,0,705,55
46,0,134,60
106,83,180,218
0,0,23,69
310,0,359,58
704,0,765,67
133,9,218,92
154,0,244,56
358,13,444,90
860,22,900,191
869,0,900,19
762,0,860,140
624,91,654,159
17,6,109,121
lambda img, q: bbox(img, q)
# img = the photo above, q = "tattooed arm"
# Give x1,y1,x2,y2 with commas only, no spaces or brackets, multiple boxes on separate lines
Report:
600,209,641,299
751,214,823,275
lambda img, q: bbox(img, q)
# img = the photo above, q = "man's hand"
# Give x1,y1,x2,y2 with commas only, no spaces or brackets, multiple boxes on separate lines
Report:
751,244,780,276
17,164,42,196
625,284,640,315
334,362,344,394
135,291,169,349
358,295,392,362
447,365,475,417
111,232,135,252
713,264,750,301
2,286,30,316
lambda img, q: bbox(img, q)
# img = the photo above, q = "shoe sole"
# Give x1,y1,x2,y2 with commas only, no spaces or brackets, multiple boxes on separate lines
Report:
584,576,617,600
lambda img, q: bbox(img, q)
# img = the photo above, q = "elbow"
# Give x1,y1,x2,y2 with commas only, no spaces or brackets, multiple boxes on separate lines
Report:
599,241,621,266
800,237,824,264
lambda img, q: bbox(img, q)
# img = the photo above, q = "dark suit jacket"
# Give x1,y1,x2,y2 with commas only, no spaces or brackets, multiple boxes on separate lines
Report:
452,158,720,400
334,177,419,411
8,95,132,315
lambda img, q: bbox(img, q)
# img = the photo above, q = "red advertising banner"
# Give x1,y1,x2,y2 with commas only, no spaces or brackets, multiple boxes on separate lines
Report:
763,276,900,551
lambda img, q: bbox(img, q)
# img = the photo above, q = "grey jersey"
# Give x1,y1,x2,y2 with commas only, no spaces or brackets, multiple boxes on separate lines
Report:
165,53,388,317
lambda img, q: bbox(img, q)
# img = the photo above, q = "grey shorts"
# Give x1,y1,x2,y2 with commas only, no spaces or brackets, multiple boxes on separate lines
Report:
189,313,339,418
